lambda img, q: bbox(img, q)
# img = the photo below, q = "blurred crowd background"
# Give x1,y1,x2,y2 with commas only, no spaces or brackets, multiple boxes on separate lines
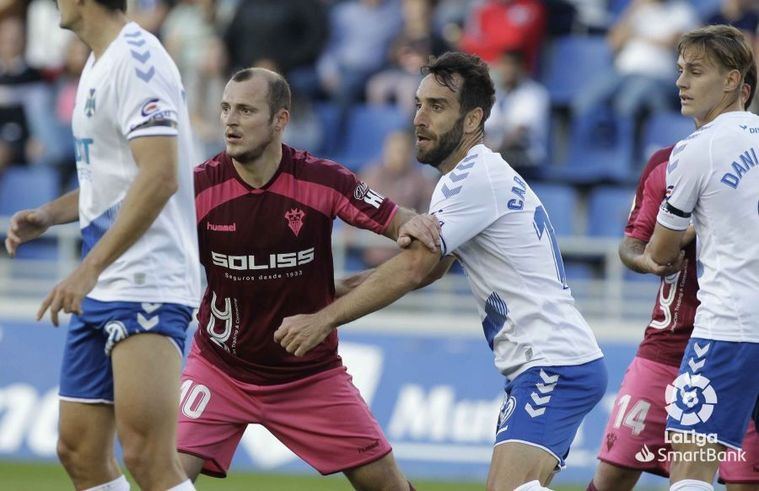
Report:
1,0,758,270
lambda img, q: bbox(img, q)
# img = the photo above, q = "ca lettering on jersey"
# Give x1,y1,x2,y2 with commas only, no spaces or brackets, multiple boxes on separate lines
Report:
211,247,315,271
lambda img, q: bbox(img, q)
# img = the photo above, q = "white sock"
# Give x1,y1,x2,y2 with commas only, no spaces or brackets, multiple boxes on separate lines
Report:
167,479,196,491
82,475,130,491
514,480,553,491
670,480,713,491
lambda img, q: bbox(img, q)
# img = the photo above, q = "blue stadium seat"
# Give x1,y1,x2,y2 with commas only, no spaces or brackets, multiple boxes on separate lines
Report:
530,182,578,236
690,0,721,19
546,110,635,184
314,102,340,156
540,36,613,106
0,166,58,215
586,186,636,237
329,104,409,171
641,110,695,160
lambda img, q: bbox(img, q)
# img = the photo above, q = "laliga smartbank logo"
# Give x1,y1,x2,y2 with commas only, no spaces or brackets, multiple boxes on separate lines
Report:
634,431,747,464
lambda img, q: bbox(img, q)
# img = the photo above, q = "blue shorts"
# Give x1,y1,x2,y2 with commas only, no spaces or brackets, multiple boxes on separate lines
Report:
59,297,193,403
495,357,607,468
666,338,759,449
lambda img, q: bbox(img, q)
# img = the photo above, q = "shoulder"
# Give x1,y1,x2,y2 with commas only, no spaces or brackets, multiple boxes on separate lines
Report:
433,146,508,204
638,145,674,185
110,25,178,80
194,152,230,192
285,145,358,187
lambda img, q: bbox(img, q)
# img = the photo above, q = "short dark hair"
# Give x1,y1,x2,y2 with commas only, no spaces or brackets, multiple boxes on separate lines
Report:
678,25,756,108
92,0,126,12
230,67,292,120
422,51,496,130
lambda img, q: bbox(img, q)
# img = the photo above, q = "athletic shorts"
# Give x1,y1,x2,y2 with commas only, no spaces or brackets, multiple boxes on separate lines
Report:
59,297,192,403
599,355,759,483
176,343,392,477
666,338,759,450
495,357,607,469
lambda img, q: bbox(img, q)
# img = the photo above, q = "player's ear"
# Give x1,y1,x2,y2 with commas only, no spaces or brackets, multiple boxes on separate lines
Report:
726,69,742,93
465,107,483,134
274,108,289,133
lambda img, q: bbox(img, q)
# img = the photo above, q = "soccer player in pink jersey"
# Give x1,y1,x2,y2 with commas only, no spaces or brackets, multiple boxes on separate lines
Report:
588,67,759,491
176,67,436,490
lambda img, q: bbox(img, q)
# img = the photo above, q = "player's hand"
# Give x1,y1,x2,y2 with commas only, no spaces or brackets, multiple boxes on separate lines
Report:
639,249,684,277
274,312,336,357
4,208,53,257
37,262,99,327
397,214,440,251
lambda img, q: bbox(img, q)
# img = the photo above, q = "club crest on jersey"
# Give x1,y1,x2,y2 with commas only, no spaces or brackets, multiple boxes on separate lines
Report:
141,97,161,116
84,88,96,117
285,208,305,236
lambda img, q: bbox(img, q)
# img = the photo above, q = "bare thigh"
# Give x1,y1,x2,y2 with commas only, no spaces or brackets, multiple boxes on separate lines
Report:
343,452,408,491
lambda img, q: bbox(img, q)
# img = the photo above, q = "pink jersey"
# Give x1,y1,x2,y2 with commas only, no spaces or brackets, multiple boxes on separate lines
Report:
193,145,398,384
625,146,699,367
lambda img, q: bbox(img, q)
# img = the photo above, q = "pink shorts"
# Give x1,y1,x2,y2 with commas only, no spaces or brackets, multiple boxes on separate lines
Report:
598,356,759,483
176,344,392,477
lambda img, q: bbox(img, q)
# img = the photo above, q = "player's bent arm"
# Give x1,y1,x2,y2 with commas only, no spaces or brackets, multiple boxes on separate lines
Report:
618,236,647,273
323,241,441,327
646,223,685,267
80,136,178,274
40,190,80,225
416,255,456,289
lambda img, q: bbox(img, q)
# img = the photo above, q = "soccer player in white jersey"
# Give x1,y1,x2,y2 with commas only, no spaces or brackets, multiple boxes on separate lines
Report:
3,0,200,490
645,25,759,491
273,51,607,491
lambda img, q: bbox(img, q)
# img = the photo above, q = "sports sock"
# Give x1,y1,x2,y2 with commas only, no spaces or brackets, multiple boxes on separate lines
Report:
514,480,554,491
82,475,130,491
670,480,714,491
166,479,196,491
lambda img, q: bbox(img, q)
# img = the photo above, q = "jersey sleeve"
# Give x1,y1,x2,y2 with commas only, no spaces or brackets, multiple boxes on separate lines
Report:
657,139,709,231
429,164,505,256
114,44,181,141
627,163,667,242
332,165,398,234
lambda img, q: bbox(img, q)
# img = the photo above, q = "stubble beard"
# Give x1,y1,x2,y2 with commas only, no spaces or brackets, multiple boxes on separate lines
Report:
415,115,465,168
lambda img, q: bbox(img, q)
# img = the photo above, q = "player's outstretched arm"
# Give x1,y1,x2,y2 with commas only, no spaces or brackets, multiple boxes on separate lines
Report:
37,136,179,326
4,190,79,257
335,268,375,298
275,241,442,357
618,236,683,276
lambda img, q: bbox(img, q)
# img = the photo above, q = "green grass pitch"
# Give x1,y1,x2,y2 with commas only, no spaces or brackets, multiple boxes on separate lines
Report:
0,461,591,490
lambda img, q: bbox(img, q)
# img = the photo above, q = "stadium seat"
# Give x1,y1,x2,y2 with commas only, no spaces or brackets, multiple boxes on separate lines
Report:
545,110,635,184
641,110,695,161
314,102,341,156
690,0,721,19
586,186,636,237
540,36,613,107
0,166,59,215
530,182,578,236
328,104,409,171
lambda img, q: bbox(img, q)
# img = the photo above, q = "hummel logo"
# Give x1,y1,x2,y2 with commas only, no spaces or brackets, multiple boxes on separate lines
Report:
668,160,679,173
207,222,236,232
740,125,748,130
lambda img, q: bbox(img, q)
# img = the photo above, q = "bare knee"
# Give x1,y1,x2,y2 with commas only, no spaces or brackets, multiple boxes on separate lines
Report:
179,452,205,483
344,453,408,491
57,435,116,486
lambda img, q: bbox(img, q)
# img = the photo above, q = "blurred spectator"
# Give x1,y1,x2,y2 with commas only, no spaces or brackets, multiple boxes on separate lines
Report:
706,0,758,43
0,0,26,21
163,0,226,158
25,0,75,72
366,0,447,114
458,0,546,73
0,16,41,166
485,50,549,178
317,0,402,112
283,94,324,153
224,0,327,97
433,0,477,47
127,0,173,35
560,0,610,33
572,0,698,128
358,130,435,266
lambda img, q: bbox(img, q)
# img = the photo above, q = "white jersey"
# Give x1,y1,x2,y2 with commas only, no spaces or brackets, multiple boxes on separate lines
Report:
429,144,602,380
657,111,759,343
72,22,200,307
